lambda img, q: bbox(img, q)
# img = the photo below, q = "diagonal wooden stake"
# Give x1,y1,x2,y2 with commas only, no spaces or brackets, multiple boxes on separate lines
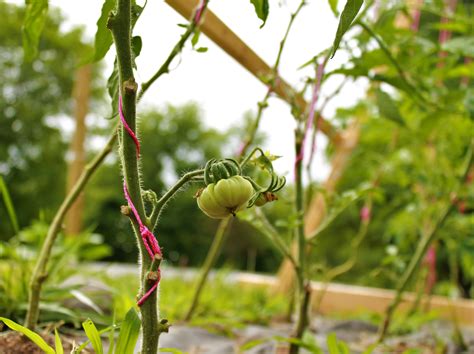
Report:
165,0,341,144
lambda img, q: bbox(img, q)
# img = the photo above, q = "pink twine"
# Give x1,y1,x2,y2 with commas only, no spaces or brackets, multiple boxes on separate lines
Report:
194,0,206,24
410,0,423,32
423,245,437,294
360,205,371,223
119,96,140,156
119,94,161,306
437,0,457,68
294,56,328,179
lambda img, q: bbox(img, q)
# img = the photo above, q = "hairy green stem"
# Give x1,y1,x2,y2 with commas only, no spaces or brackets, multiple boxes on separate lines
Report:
377,144,473,342
253,208,298,268
149,169,204,229
184,217,232,321
25,130,117,329
108,1,160,353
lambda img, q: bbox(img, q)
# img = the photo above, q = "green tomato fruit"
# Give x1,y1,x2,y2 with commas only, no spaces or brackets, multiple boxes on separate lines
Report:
197,176,254,219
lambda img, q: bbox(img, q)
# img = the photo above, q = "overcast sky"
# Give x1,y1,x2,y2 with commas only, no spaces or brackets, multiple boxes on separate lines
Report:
8,0,368,182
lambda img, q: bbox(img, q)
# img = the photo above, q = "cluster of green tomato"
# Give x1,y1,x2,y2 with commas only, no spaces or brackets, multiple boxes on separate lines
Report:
196,158,283,219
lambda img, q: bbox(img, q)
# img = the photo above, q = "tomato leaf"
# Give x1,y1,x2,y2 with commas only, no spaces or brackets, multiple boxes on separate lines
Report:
331,0,364,58
328,0,339,16
375,89,406,127
22,0,48,62
250,0,269,28
91,0,116,62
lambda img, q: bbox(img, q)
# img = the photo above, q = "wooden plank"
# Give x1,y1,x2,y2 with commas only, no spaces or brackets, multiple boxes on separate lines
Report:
165,0,340,143
237,273,474,325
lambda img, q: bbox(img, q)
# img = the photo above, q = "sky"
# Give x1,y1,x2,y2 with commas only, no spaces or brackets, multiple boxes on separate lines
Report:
8,0,368,182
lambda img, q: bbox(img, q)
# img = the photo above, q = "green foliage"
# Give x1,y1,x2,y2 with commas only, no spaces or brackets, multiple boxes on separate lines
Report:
328,0,339,17
103,272,287,325
92,0,116,62
327,332,350,354
374,89,406,127
54,329,64,354
82,319,104,354
331,0,364,58
0,317,55,354
22,0,48,62
249,0,269,28
0,308,139,354
0,2,104,239
0,176,19,234
114,308,141,354
0,220,111,324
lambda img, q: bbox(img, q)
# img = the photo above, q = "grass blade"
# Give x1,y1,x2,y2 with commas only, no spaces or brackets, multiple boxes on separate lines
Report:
0,176,19,233
82,319,104,354
54,328,64,354
0,317,55,354
115,307,141,354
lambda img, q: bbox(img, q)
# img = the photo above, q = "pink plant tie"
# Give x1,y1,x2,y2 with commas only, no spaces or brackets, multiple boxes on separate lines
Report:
119,95,140,156
119,94,161,306
194,0,206,24
294,56,328,179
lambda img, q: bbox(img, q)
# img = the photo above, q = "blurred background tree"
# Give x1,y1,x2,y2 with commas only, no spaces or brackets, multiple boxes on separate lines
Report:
0,2,103,238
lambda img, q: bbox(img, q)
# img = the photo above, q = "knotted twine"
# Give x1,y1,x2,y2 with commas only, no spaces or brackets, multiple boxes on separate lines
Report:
119,95,161,306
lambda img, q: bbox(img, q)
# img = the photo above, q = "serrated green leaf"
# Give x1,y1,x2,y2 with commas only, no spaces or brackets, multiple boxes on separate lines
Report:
331,0,364,58
0,317,55,354
115,307,141,354
82,319,104,354
22,0,48,62
196,47,208,53
250,0,269,28
91,0,116,62
375,89,406,127
0,176,19,234
55,329,64,354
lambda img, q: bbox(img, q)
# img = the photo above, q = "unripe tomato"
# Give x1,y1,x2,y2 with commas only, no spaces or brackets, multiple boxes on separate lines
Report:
197,176,254,219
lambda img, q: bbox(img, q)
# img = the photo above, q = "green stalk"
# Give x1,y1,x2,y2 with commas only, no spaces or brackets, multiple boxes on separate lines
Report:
289,137,309,354
184,217,232,321
25,130,116,329
377,144,473,342
108,2,160,353
149,169,204,230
